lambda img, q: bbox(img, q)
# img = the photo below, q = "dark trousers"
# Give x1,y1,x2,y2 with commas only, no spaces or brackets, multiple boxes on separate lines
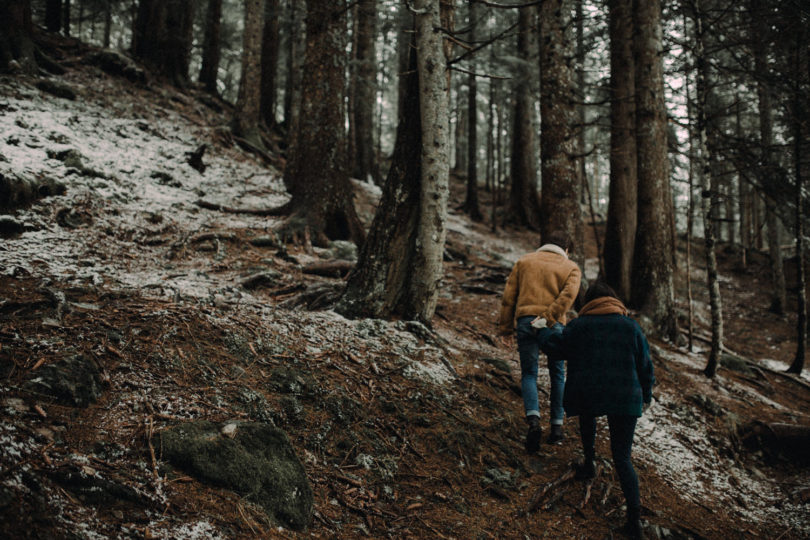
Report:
579,414,640,511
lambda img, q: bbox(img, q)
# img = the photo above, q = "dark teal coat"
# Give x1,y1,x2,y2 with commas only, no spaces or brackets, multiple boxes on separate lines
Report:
545,314,654,417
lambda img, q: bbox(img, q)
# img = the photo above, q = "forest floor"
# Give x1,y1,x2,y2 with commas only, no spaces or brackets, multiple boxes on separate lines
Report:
1,38,809,540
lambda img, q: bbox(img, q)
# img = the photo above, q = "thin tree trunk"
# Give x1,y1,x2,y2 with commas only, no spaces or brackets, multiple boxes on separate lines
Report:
463,0,482,221
260,0,280,128
351,0,378,183
576,0,588,206
232,0,265,148
453,84,467,174
694,0,722,378
631,0,677,339
751,0,787,315
604,0,637,302
103,0,112,48
283,0,305,140
506,5,540,230
45,0,62,33
199,0,223,93
788,22,807,375
63,0,71,36
539,0,583,262
685,16,695,353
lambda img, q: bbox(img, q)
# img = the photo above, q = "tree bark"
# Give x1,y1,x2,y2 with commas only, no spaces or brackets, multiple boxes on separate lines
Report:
693,0,722,378
0,0,36,73
462,0,482,221
603,0,637,302
103,0,112,48
750,0,787,315
336,43,424,320
131,0,194,87
283,0,305,144
352,0,378,184
539,0,583,263
232,0,265,148
199,0,223,94
630,0,677,339
337,0,450,323
453,84,467,175
281,0,364,247
411,0,451,321
63,0,71,36
260,0,280,128
45,0,62,33
506,5,540,230
788,21,807,375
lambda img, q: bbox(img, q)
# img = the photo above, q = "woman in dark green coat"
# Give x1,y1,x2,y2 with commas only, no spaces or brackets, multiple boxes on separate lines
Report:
546,281,654,539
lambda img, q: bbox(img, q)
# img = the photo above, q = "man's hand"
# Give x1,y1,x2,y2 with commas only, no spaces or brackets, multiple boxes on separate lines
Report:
498,334,514,349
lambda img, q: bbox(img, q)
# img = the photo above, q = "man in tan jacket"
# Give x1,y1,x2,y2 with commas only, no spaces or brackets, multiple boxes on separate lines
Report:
498,230,582,453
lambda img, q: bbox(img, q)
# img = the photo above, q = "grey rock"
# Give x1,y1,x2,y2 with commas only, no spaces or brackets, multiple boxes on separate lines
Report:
24,354,103,407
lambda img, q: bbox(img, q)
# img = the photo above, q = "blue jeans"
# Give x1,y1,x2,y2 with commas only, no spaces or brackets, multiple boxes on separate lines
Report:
579,415,640,511
516,316,565,425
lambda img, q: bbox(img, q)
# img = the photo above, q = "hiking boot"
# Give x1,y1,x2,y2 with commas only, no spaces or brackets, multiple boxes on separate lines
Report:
574,459,596,480
546,424,564,444
525,416,542,454
618,507,643,539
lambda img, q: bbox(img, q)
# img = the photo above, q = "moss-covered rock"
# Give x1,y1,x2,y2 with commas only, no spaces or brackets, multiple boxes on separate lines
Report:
159,421,313,530
24,354,103,407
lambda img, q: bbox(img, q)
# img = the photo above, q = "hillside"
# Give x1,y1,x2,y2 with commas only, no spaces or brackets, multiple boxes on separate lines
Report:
1,42,809,539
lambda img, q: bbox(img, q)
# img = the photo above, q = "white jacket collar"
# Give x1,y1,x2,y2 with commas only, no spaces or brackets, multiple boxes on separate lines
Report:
537,244,568,259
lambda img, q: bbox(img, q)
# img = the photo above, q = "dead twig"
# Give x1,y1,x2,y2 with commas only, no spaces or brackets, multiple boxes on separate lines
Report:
580,464,602,509
528,468,576,512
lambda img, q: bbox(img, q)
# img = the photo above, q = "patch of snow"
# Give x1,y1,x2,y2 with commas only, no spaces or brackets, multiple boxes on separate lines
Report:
760,358,810,384
636,348,810,536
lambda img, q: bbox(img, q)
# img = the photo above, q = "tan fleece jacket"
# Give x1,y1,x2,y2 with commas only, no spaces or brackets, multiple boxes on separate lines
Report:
497,246,582,334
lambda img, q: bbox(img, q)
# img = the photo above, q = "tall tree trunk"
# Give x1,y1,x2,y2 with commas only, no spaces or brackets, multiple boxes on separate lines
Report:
539,0,583,263
232,0,265,148
103,0,112,48
684,12,695,352
199,0,223,93
576,0,588,206
63,0,70,36
280,0,364,247
0,0,35,73
337,43,424,320
283,0,305,144
630,0,677,339
751,0,787,315
693,0,722,378
604,0,637,302
45,0,62,33
347,4,359,177
506,5,541,230
260,0,280,128
463,0,482,221
131,0,194,87
788,23,807,375
352,0,378,184
412,0,451,321
396,2,412,122
338,0,450,323
453,84,467,175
